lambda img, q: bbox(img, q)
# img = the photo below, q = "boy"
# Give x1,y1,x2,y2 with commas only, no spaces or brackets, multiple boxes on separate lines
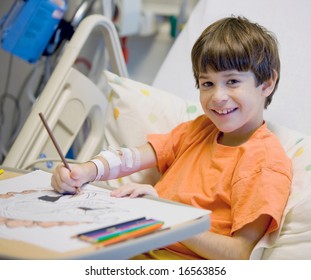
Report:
51,16,292,259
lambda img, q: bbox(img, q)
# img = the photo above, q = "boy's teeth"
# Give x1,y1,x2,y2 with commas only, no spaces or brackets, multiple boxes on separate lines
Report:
216,108,234,114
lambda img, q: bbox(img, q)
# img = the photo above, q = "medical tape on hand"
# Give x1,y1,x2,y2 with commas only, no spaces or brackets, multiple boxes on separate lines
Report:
99,148,122,179
89,158,105,181
96,147,141,179
120,147,141,172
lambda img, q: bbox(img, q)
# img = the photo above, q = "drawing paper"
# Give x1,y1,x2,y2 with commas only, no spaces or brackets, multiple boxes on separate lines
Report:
0,170,209,253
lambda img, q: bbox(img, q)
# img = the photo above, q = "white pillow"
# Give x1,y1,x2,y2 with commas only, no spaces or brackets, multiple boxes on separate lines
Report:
250,122,311,259
101,71,203,187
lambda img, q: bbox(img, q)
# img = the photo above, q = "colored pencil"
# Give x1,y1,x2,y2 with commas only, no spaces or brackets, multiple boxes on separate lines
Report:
39,112,71,171
95,222,163,248
83,218,159,238
80,219,163,243
75,217,146,238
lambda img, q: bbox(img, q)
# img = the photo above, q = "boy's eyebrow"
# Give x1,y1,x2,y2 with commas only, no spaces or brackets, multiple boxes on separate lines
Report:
198,73,210,79
199,71,247,79
222,72,242,78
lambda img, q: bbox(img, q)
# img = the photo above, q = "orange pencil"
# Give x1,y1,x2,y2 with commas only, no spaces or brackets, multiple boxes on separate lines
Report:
95,222,163,248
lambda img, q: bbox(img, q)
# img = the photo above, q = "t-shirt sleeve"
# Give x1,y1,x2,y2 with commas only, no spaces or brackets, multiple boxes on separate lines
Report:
147,121,192,174
230,166,291,235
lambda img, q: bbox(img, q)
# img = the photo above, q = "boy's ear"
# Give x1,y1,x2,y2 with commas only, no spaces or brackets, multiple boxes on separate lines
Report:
261,70,278,97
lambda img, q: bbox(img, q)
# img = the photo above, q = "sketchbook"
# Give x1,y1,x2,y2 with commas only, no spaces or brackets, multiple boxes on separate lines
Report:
0,170,210,256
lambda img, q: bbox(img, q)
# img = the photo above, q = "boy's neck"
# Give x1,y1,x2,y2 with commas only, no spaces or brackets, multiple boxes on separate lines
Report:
217,122,264,146
217,132,250,146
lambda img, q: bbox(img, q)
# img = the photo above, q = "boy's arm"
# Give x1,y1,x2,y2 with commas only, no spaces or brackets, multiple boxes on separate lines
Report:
181,214,271,260
51,143,157,194
91,143,157,181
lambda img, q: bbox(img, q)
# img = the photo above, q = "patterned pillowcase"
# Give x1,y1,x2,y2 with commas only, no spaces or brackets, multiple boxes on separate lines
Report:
101,71,203,187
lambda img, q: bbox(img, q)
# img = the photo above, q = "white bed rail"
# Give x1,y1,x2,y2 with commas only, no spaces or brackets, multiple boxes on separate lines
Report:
4,15,127,171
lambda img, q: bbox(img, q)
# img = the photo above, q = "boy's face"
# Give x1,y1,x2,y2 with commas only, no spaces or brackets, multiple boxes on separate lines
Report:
198,69,274,143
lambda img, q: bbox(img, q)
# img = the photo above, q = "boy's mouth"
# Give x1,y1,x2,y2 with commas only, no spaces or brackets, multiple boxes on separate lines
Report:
212,108,238,115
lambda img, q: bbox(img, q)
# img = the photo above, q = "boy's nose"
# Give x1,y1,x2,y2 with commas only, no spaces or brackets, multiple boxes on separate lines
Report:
211,87,229,103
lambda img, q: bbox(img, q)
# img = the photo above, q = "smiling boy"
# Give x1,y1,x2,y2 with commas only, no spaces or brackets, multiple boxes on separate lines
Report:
51,16,292,259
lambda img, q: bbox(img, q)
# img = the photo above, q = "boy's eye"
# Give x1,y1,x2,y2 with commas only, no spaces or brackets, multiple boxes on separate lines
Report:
201,81,213,87
227,79,239,85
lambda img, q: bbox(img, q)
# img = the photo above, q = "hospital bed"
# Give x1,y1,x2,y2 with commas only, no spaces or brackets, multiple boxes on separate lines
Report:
3,14,127,171
4,0,311,259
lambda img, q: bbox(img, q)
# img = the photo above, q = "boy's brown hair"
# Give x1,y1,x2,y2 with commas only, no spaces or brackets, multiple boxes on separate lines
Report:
191,16,280,108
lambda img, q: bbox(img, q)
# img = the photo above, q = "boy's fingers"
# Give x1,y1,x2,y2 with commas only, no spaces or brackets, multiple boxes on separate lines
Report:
51,175,76,194
111,186,135,197
111,183,158,198
51,164,82,194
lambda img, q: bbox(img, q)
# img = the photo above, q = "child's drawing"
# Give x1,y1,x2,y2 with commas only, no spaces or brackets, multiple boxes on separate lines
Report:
0,187,128,228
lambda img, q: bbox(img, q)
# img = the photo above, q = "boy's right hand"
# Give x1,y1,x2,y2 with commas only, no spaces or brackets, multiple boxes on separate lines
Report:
51,162,96,194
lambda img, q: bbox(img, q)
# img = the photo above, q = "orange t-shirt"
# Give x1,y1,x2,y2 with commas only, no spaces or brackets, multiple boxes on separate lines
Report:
147,115,292,259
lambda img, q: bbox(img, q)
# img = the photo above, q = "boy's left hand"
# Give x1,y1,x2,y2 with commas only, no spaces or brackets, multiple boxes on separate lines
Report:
110,183,158,198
